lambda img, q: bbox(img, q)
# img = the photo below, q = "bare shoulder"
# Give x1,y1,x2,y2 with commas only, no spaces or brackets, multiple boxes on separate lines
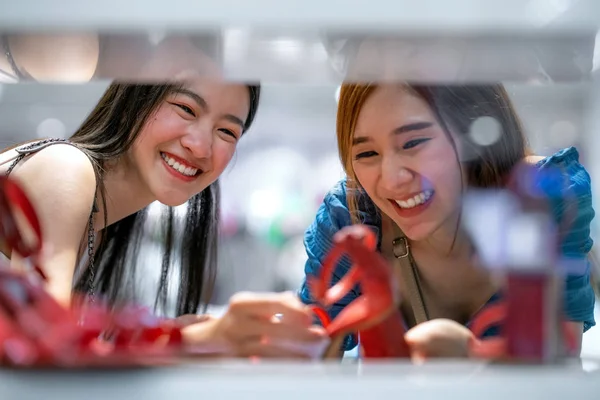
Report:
5,144,99,305
21,143,95,171
9,143,97,217
12,143,96,179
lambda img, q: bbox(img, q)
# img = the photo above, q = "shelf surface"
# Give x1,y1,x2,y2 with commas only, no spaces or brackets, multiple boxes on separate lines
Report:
2,360,600,400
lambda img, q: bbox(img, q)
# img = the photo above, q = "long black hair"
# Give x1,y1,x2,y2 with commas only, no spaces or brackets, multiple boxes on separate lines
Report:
70,83,260,316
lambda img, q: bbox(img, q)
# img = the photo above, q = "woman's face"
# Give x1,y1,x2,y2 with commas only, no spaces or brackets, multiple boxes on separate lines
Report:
351,85,464,241
131,77,250,207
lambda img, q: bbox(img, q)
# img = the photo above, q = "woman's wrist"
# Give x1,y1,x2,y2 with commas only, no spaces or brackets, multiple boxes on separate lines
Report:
179,315,229,355
174,313,212,327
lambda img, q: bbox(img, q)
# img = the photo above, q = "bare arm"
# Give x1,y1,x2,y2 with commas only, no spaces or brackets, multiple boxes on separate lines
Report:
524,155,546,164
8,144,97,306
566,321,584,356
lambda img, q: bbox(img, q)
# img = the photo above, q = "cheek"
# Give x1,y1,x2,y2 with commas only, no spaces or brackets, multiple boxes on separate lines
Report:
352,163,379,195
143,108,184,143
351,162,368,187
211,141,237,171
426,143,463,205
426,137,461,177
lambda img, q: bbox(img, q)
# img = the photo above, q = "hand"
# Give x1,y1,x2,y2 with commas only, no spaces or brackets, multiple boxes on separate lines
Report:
404,319,475,362
181,291,329,358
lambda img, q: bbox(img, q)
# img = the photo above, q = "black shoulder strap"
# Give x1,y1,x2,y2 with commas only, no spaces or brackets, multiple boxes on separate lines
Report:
6,138,69,176
7,138,99,212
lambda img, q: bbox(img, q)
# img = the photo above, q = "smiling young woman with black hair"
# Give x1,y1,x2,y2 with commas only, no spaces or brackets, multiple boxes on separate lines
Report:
0,37,327,358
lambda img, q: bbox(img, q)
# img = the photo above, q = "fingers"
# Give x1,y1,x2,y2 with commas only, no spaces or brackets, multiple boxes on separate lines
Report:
218,320,327,359
468,338,505,359
264,322,327,343
229,330,329,359
220,291,330,359
235,340,313,359
405,319,473,359
226,315,327,344
228,291,314,326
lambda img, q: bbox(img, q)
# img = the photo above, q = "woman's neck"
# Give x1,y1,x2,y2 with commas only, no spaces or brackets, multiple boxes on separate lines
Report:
407,214,494,309
411,212,474,261
96,157,156,229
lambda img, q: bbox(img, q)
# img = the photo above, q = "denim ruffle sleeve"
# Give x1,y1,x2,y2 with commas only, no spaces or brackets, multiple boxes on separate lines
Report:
536,147,596,332
298,179,381,351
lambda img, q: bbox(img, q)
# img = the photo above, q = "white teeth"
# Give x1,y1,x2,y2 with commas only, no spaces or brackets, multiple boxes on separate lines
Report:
161,153,199,177
395,190,433,209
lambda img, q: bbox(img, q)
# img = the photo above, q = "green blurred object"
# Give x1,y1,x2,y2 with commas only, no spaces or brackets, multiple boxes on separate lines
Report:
264,193,309,248
267,216,288,248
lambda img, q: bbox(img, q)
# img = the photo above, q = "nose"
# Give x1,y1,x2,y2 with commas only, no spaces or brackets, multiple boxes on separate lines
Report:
380,155,413,192
180,124,213,161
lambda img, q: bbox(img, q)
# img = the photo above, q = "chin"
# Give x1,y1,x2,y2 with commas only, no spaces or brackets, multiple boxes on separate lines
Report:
161,198,190,207
399,227,434,242
391,220,439,242
154,191,193,208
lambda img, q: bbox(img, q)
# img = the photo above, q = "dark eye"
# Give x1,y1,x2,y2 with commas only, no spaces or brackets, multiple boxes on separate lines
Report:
403,138,430,150
355,151,378,160
219,129,238,139
176,104,195,116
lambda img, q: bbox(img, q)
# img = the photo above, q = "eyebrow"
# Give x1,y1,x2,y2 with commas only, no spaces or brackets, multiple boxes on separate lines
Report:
173,88,246,130
174,88,208,110
352,121,433,145
394,121,433,134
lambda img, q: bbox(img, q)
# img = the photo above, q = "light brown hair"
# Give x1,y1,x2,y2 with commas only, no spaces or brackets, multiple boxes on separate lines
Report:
336,83,531,223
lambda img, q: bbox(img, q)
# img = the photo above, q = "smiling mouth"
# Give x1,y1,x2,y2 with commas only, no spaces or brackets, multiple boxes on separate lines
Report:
161,152,202,177
393,190,434,209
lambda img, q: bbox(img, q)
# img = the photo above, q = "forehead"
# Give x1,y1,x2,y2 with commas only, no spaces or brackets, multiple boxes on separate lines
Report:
354,85,434,135
179,78,250,118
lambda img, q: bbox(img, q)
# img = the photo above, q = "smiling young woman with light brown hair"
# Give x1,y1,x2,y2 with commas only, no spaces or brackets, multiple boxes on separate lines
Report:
300,82,596,358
